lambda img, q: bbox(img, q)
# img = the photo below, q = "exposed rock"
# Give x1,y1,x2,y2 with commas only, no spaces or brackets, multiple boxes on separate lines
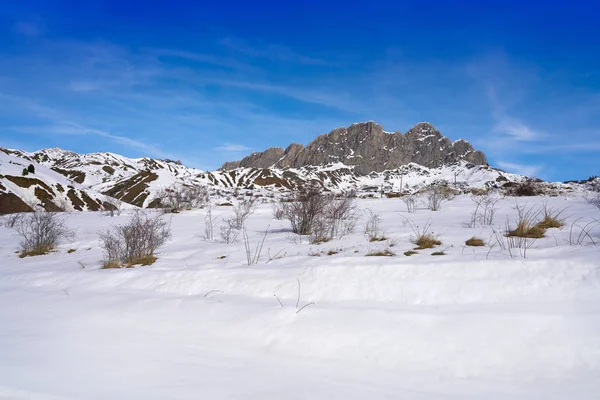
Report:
221,121,487,175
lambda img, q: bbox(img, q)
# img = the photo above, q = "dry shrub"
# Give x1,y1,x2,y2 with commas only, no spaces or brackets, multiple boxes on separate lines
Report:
431,251,446,256
98,211,171,268
155,184,209,213
401,193,419,213
231,197,258,229
404,250,418,256
281,184,358,243
364,209,385,241
15,212,75,257
465,237,485,246
424,184,456,211
2,213,22,228
281,184,327,235
505,178,543,197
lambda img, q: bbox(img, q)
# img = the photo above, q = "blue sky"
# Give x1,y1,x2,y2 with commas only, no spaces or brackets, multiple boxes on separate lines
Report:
0,0,598,181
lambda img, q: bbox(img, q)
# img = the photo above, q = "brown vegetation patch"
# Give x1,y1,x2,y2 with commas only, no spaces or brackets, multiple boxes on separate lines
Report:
101,261,122,269
67,189,85,211
366,249,395,257
19,246,53,258
0,193,33,213
51,167,86,184
413,234,441,249
34,187,62,212
465,237,485,246
103,171,157,207
385,192,403,198
126,255,157,267
506,222,546,239
404,250,418,256
5,175,53,193
80,191,102,211
102,165,115,175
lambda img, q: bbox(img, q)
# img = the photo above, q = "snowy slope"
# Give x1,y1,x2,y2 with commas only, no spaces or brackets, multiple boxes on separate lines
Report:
0,147,587,211
0,150,121,212
1,195,599,398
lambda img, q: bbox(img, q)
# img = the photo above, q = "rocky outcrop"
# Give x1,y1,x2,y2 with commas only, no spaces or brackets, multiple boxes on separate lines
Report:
221,121,487,175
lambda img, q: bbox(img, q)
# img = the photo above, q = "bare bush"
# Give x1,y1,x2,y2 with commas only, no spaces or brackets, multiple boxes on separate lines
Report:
401,193,419,213
364,209,385,241
324,197,358,238
426,185,454,211
98,211,171,268
15,212,75,257
220,218,240,244
280,185,357,243
203,205,216,241
103,198,123,217
585,192,600,211
466,193,500,227
231,197,257,229
281,184,328,235
272,203,285,220
156,184,209,213
505,178,543,197
2,213,22,228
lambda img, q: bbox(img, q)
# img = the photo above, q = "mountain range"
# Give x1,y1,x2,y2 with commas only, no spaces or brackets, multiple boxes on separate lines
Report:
0,121,556,213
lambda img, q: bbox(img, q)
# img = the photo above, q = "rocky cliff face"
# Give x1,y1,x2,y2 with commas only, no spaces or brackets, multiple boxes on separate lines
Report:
221,121,487,175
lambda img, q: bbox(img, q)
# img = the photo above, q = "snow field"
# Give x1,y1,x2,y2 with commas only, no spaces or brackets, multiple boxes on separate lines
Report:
1,194,599,399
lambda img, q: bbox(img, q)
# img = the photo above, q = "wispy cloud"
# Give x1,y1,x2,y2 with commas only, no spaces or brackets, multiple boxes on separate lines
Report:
14,21,42,37
492,118,544,141
220,37,336,66
497,161,543,177
215,143,253,152
0,94,169,158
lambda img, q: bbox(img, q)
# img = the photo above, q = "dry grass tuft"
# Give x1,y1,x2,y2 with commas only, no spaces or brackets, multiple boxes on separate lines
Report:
535,204,565,230
465,237,485,247
413,234,441,249
101,260,122,269
19,246,53,258
431,251,446,256
368,236,388,242
404,250,418,256
506,221,546,239
67,248,77,254
126,255,157,267
407,220,441,249
366,249,395,257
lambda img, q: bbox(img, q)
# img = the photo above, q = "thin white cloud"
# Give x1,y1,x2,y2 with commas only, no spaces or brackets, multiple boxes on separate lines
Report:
215,143,252,152
493,118,544,141
497,161,543,177
220,37,335,66
10,124,168,158
14,21,42,37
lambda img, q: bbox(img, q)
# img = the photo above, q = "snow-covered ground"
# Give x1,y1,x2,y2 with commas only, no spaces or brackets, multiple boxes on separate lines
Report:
1,194,599,399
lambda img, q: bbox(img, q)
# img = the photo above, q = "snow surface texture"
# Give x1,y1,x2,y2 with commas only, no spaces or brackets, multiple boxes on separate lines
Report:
1,195,600,399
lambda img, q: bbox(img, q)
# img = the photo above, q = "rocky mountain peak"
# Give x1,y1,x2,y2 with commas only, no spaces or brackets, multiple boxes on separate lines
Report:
221,121,487,175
